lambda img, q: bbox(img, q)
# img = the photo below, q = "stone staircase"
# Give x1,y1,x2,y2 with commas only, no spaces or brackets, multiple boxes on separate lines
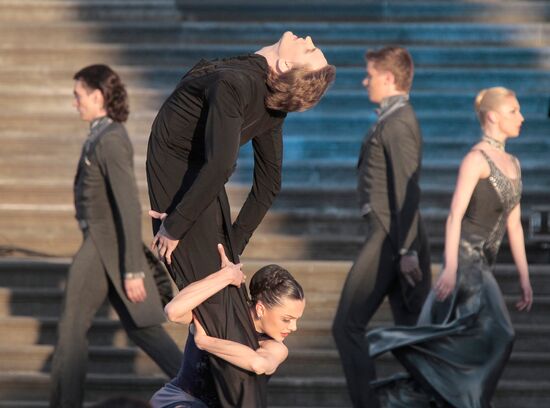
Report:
1,260,550,407
0,0,549,407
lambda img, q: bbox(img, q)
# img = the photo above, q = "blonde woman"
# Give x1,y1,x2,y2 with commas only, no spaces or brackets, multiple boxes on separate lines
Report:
367,87,533,407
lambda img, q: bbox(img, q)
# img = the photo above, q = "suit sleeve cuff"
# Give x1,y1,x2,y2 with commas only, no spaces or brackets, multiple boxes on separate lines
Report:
162,211,191,240
124,271,145,280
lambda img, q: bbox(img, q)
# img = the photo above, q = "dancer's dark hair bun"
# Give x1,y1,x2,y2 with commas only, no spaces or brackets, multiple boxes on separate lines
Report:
249,264,304,308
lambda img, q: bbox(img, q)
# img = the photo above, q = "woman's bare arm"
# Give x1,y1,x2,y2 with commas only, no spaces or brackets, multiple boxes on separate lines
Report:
506,203,533,311
164,244,244,324
435,150,486,300
193,319,288,375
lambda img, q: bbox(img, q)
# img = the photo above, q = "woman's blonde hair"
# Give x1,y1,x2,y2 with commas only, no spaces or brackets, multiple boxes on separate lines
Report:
474,87,516,125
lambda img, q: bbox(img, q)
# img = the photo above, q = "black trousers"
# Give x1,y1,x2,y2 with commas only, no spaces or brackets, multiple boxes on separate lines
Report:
49,234,182,408
332,213,431,408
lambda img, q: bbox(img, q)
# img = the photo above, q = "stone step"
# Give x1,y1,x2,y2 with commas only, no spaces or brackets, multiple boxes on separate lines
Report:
0,153,548,190
0,404,350,408
1,66,548,92
0,371,548,408
0,402,73,408
0,0,179,22
228,161,550,188
0,404,347,408
0,313,547,355
0,207,540,257
240,233,550,264
1,283,546,326
0,342,546,383
0,402,347,408
305,292,549,325
5,156,548,188
0,316,188,348
3,181,545,212
2,136,549,172
175,0,550,24
2,88,548,115
1,111,548,139
268,377,550,407
5,225,549,263
0,344,171,376
277,322,550,354
2,132,549,166
2,259,548,298
0,315,341,349
1,44,550,68
228,137,550,162
2,21,550,47
0,259,546,296
283,112,550,137
2,184,549,260
283,350,550,382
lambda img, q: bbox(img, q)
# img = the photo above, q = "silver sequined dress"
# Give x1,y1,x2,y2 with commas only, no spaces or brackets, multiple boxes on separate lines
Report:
367,150,522,408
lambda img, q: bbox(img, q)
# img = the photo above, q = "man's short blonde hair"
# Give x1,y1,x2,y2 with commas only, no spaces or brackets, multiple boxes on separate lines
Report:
366,47,414,93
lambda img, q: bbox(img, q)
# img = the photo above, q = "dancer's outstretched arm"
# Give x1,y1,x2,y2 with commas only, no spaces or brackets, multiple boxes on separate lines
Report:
193,318,288,375
164,244,244,324
436,150,485,301
506,203,532,311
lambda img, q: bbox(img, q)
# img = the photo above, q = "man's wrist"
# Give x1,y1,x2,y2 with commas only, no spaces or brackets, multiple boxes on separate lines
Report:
159,222,177,240
399,248,417,257
124,271,145,280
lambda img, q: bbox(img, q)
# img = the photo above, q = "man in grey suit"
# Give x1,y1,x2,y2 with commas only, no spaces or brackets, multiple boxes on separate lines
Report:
49,65,181,408
332,47,431,408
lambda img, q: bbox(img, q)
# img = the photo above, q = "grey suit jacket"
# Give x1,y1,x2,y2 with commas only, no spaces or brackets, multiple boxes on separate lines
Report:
357,102,424,253
74,117,165,328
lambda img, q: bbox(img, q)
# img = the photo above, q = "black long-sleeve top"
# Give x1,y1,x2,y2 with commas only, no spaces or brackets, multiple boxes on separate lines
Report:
146,55,286,254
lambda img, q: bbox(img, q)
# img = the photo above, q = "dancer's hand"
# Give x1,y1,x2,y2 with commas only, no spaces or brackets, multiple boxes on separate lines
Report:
399,252,422,287
217,244,245,287
124,277,147,303
149,210,180,265
435,267,457,301
516,276,533,312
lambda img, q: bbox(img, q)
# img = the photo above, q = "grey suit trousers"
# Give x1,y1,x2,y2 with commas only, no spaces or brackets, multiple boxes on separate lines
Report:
332,213,431,408
49,234,182,408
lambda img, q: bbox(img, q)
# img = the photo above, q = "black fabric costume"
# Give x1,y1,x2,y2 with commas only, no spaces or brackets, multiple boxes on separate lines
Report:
146,54,286,407
368,150,521,408
150,329,275,408
332,96,431,408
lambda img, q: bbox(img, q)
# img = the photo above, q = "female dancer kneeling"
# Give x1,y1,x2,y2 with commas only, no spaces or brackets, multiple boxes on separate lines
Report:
150,244,305,408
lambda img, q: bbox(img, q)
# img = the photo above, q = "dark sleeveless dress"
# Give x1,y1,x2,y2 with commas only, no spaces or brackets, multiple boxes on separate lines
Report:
150,333,219,408
150,330,273,408
367,150,522,408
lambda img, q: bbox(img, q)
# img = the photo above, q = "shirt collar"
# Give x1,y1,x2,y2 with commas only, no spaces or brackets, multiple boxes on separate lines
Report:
377,94,409,117
89,116,109,130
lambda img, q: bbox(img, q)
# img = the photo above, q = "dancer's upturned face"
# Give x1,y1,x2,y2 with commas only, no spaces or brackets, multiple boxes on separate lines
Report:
72,79,105,122
276,31,327,72
493,96,524,139
256,297,306,342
